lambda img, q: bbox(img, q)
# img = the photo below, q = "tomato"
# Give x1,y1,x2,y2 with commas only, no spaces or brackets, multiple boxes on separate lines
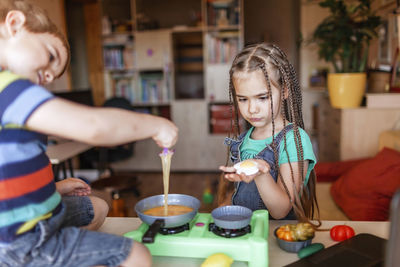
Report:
330,225,355,241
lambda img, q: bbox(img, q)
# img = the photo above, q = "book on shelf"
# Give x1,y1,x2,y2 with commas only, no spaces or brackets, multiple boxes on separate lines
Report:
104,71,170,104
111,75,137,102
114,77,134,101
103,46,124,70
207,34,239,64
139,72,170,103
103,45,135,70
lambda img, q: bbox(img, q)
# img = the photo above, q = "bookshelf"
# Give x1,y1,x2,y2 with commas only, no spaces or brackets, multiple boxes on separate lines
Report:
204,0,242,102
100,0,172,119
97,0,243,170
173,31,204,99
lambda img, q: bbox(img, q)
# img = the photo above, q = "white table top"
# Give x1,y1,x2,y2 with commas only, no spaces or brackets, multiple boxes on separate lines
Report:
46,139,92,164
98,217,390,267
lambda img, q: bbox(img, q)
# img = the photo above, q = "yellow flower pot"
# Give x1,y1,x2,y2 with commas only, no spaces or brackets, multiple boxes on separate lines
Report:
327,73,367,108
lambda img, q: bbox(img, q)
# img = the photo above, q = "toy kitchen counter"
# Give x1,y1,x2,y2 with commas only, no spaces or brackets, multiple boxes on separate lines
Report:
98,215,390,267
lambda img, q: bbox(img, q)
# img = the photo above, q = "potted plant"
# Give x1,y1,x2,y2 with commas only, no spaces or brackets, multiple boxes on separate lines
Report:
312,0,382,108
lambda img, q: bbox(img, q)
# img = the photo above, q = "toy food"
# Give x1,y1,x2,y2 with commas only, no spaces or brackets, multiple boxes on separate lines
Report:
276,222,315,242
159,148,174,216
143,205,193,216
330,225,355,241
297,243,325,258
201,253,233,267
234,160,259,175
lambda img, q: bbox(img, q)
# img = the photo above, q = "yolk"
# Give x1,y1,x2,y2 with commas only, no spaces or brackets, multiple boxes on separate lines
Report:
240,160,256,168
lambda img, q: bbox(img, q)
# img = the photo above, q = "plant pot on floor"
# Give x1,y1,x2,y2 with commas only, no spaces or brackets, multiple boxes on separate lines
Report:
327,73,366,108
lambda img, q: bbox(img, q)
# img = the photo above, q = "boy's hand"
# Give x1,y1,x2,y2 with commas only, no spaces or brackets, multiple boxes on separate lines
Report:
56,177,91,196
152,118,178,148
219,159,271,183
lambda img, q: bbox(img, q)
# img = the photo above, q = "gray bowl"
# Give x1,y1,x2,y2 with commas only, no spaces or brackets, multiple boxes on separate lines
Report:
211,205,252,229
274,227,313,253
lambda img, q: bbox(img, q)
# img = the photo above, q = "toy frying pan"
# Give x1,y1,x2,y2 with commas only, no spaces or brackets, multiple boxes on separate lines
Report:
135,194,200,243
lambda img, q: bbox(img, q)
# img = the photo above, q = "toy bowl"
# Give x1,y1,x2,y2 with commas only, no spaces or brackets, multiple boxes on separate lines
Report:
211,205,252,230
274,227,313,253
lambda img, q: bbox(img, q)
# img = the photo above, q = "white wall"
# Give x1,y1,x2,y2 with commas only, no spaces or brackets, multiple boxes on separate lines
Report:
300,2,330,133
300,1,331,89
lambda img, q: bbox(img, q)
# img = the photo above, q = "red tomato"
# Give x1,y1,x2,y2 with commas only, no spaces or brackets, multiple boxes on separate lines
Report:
330,225,355,241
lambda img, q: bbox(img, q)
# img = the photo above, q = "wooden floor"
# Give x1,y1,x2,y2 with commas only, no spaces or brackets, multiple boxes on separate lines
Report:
91,171,348,220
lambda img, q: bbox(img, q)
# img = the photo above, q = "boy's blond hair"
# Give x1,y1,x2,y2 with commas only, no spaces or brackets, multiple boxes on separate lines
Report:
0,0,70,77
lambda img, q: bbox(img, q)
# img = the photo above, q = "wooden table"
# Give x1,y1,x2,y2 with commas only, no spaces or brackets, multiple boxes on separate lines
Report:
98,217,390,267
46,138,92,180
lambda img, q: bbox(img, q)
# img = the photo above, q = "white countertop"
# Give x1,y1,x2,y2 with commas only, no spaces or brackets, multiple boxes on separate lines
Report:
98,217,390,267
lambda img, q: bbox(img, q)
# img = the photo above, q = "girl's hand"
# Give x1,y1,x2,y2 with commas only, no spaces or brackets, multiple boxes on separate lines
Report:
56,177,91,196
219,165,238,181
252,159,271,174
241,159,271,182
152,118,178,148
219,165,255,183
219,159,271,183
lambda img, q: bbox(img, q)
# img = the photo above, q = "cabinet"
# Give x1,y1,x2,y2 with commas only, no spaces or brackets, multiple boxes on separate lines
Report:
317,97,400,162
98,0,243,171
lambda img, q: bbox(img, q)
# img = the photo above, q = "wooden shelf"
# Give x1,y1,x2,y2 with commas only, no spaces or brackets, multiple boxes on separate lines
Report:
131,102,170,107
171,26,204,33
206,25,241,31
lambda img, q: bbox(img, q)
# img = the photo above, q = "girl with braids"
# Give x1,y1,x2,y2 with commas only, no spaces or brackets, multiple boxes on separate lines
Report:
218,43,320,223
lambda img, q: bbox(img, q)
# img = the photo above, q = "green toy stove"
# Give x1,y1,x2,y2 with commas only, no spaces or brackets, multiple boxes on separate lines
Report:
124,210,269,267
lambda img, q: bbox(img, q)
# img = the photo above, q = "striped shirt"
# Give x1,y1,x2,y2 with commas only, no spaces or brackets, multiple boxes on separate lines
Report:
0,71,61,243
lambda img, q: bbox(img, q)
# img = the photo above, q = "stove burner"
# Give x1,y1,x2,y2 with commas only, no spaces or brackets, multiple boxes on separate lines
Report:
208,223,251,238
159,223,190,235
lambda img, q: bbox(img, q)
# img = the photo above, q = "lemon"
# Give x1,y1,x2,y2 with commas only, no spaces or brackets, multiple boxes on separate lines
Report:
201,253,234,267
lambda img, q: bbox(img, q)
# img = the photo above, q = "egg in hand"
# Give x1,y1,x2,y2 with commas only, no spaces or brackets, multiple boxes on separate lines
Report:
233,160,259,175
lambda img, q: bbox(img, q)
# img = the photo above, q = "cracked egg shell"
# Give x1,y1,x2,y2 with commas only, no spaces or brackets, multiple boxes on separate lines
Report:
234,160,259,175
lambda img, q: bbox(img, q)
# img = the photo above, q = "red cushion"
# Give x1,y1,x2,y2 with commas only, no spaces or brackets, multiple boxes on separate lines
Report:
330,147,400,221
315,158,369,182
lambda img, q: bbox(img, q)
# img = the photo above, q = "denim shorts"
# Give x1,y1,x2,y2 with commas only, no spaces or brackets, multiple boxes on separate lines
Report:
0,196,134,267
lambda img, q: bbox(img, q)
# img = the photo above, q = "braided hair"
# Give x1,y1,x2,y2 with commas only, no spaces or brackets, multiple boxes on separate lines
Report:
218,43,320,224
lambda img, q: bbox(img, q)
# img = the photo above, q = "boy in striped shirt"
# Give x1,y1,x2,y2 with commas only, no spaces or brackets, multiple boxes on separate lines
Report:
0,1,177,266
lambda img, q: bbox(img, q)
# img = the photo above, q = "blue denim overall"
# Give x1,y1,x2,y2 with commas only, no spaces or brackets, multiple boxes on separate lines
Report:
224,124,296,220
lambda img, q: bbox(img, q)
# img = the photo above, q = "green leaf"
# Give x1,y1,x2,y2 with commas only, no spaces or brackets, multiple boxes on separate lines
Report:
310,0,382,73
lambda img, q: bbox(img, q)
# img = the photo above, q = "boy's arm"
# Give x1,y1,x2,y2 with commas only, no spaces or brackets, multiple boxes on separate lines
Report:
26,98,178,148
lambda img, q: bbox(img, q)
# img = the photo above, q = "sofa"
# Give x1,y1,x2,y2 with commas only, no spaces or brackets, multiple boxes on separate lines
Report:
315,141,400,221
